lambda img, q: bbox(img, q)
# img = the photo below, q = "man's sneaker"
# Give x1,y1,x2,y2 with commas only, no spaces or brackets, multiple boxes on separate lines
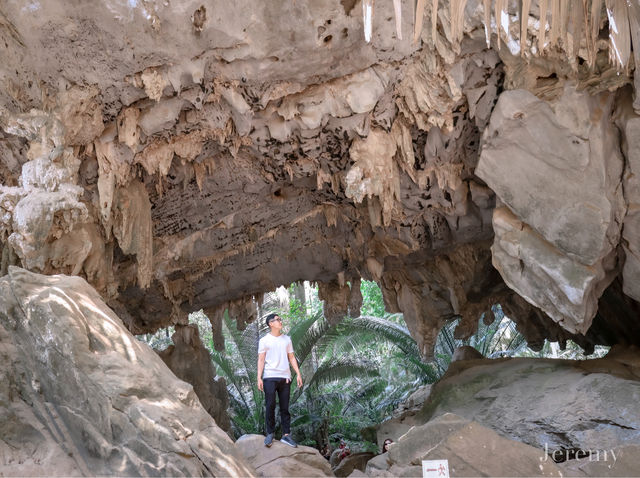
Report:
264,433,274,447
281,435,298,448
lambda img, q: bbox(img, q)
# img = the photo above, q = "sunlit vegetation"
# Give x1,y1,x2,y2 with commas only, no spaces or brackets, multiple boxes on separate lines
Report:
139,280,608,451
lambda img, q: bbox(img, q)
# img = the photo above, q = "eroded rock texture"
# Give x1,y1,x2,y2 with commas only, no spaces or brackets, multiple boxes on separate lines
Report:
477,86,625,334
157,324,232,435
417,348,640,453
236,434,334,477
366,413,563,477
0,267,254,476
0,0,639,356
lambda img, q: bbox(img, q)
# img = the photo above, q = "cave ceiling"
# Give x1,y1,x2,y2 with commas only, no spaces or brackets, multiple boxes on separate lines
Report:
0,0,639,357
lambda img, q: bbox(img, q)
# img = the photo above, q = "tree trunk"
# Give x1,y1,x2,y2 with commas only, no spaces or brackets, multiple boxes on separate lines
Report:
291,281,307,311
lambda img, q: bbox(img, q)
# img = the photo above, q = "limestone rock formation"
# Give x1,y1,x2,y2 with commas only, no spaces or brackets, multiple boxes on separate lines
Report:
615,90,640,303
0,0,639,359
374,384,432,450
476,86,625,335
558,444,640,477
333,452,375,477
366,413,563,477
0,266,255,477
236,434,334,477
416,348,640,454
156,324,232,434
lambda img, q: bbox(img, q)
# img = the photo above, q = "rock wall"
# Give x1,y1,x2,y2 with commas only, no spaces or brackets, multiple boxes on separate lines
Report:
0,266,254,476
157,324,232,435
0,0,639,357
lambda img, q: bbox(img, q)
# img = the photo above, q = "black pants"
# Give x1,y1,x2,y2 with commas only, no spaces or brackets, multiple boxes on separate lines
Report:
264,377,291,435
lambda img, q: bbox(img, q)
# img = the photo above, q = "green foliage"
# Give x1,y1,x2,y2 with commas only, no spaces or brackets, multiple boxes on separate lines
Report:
208,312,268,437
360,280,387,317
138,281,605,452
429,305,529,376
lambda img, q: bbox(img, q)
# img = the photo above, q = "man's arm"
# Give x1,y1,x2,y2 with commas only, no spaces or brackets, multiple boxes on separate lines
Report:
288,352,303,388
257,352,266,391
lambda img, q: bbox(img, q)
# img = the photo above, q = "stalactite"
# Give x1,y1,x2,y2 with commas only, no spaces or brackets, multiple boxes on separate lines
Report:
377,0,629,71
559,0,569,46
430,0,437,43
521,0,531,56
606,0,631,69
582,0,594,64
538,0,548,53
393,0,403,40
413,0,426,44
589,0,604,67
569,0,584,60
495,0,506,49
629,0,640,75
363,0,374,43
483,0,492,47
450,0,468,45
550,0,561,46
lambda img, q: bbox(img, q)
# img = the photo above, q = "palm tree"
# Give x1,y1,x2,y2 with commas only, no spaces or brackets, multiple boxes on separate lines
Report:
209,308,381,439
209,295,529,444
210,313,267,437
286,313,434,447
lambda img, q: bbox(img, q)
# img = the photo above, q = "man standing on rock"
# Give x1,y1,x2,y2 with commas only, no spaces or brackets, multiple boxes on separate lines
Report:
257,313,303,448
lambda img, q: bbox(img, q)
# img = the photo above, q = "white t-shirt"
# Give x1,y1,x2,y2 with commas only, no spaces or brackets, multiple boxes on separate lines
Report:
258,333,294,380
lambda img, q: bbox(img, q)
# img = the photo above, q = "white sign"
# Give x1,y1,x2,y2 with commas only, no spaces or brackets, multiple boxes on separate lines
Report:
422,459,449,478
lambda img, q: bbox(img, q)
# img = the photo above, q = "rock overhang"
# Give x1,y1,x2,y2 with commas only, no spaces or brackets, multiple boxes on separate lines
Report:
0,0,639,358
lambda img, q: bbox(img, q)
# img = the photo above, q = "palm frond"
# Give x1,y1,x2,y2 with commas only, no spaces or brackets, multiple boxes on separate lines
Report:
401,354,441,383
335,316,421,357
211,348,254,411
342,378,388,413
306,358,380,390
290,310,330,365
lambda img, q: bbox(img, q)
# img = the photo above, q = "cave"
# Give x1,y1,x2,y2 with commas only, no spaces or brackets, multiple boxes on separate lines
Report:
1,0,639,476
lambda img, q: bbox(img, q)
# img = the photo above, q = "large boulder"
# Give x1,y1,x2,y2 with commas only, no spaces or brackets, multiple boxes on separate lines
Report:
333,452,375,477
375,384,432,449
0,266,255,476
416,350,640,454
366,413,563,477
236,434,334,477
476,85,625,334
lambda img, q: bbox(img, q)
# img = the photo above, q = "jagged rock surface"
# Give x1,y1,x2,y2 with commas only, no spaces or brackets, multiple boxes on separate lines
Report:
0,266,255,477
477,85,625,335
0,0,639,357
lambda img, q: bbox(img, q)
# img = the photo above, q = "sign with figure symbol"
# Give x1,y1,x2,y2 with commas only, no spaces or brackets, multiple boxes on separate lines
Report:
422,459,449,478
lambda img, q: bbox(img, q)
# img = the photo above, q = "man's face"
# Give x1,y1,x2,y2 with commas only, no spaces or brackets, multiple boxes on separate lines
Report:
269,315,283,331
